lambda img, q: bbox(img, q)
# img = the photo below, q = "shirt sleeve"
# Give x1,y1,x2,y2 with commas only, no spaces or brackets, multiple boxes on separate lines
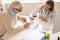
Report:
29,5,42,17
47,10,55,24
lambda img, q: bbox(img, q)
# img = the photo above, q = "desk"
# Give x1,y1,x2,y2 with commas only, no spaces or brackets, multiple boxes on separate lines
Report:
2,29,29,40
2,29,44,40
50,32,60,40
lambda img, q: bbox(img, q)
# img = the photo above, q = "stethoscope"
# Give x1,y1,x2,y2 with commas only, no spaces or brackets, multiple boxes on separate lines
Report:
39,6,51,19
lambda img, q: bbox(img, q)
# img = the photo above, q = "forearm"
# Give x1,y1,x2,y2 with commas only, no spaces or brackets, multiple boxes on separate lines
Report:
8,25,25,34
7,18,30,34
9,23,30,34
16,23,30,32
13,26,25,34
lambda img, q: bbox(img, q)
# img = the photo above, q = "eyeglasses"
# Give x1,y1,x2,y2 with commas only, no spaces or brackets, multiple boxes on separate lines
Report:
12,7,22,12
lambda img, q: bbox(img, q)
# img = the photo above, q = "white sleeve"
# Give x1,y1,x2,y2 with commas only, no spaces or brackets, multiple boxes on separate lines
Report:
29,5,42,17
48,11,55,24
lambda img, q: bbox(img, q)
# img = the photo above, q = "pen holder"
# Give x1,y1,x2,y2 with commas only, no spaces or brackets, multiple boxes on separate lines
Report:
46,33,50,40
42,32,50,40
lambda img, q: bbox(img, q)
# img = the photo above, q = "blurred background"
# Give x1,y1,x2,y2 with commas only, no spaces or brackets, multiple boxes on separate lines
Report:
0,0,60,33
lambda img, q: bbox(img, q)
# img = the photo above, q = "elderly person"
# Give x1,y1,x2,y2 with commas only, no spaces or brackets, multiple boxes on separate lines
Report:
0,1,29,38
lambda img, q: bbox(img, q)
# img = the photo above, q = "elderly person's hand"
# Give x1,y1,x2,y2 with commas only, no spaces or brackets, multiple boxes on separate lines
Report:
24,23,30,28
21,17,27,23
17,15,27,23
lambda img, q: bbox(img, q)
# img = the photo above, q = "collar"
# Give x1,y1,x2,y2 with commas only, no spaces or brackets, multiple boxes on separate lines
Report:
8,8,16,20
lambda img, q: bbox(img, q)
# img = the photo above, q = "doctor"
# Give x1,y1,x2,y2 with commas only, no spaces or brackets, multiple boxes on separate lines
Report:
0,1,29,38
29,0,55,23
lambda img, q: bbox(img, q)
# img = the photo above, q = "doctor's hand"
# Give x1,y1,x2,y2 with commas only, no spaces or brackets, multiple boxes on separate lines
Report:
30,17,34,20
24,23,30,28
39,16,48,22
30,15,37,20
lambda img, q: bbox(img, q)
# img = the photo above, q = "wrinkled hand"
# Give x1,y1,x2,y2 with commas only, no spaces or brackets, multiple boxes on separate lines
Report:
24,23,30,28
17,15,27,23
21,17,27,22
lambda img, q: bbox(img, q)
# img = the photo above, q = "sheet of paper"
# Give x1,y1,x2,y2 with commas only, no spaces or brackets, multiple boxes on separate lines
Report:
22,30,44,40
13,21,25,28
21,16,32,23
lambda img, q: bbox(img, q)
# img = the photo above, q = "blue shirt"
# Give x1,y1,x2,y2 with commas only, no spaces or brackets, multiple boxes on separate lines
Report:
8,8,16,20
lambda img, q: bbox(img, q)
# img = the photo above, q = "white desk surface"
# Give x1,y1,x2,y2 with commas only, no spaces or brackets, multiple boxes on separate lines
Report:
2,29,29,40
50,32,60,40
2,29,44,40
